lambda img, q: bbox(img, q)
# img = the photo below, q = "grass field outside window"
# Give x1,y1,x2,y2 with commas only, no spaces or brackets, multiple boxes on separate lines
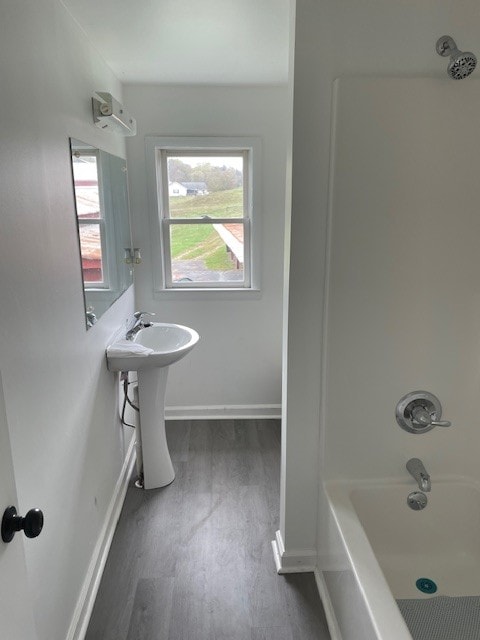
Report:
169,187,243,273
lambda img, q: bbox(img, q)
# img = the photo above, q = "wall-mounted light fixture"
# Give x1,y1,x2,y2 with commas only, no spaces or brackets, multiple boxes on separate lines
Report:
92,92,137,136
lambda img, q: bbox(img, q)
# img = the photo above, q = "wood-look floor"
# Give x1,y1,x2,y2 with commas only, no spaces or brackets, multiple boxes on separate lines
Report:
85,420,331,640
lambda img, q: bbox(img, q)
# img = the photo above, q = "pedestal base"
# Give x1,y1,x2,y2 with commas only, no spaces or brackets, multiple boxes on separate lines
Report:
137,367,175,489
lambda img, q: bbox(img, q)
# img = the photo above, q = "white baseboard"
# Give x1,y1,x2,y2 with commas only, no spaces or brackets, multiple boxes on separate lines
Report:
165,404,281,420
314,568,343,640
67,438,136,640
271,530,318,573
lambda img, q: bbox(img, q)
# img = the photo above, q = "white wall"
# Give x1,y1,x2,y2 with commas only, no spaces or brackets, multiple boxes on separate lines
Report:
0,2,133,638
280,0,328,557
124,84,289,412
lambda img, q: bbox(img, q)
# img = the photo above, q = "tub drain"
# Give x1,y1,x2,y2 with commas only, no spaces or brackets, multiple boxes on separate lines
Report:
416,578,437,594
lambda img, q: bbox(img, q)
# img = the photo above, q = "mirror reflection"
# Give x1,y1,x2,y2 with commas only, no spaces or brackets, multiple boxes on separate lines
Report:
69,139,133,328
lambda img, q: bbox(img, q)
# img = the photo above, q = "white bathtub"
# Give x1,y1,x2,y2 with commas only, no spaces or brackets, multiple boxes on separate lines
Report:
325,479,480,639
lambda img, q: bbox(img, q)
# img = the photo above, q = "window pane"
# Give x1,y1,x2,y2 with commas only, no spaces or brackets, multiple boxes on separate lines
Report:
167,155,244,219
72,154,102,220
170,222,244,284
79,224,104,284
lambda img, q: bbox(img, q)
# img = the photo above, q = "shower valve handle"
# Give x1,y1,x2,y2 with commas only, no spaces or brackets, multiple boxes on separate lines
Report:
411,405,451,428
429,419,452,428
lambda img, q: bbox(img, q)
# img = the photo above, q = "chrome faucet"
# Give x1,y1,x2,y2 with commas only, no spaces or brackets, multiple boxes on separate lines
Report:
126,311,155,340
86,310,97,327
406,458,431,492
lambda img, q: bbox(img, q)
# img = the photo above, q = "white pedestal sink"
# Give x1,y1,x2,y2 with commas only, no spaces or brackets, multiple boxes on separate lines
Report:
106,323,199,489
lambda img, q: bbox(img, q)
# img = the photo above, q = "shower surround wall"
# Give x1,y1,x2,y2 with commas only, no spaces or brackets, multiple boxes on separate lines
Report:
325,76,480,483
322,77,480,635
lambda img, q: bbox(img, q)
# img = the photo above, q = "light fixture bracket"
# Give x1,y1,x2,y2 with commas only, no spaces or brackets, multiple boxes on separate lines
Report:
92,92,137,137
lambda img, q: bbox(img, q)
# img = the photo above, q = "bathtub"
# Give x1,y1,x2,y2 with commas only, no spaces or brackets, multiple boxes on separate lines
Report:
325,479,480,639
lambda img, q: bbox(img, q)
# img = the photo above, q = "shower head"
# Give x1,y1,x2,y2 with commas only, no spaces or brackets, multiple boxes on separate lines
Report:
436,35,477,80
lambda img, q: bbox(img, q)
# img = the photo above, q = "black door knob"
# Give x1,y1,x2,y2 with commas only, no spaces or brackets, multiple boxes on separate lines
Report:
1,506,44,543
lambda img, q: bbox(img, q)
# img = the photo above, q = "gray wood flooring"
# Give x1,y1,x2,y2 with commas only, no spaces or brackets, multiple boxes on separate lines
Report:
85,419,331,640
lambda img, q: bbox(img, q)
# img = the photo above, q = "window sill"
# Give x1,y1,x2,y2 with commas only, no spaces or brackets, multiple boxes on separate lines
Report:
153,288,262,301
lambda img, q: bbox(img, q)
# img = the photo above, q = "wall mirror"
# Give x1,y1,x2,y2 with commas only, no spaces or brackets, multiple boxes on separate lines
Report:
69,139,134,328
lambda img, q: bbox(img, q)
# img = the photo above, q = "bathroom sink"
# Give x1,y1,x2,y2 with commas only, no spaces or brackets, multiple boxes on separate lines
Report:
106,321,199,489
107,322,199,372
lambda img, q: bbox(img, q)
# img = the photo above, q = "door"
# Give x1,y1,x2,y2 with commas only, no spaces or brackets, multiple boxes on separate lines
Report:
0,372,38,639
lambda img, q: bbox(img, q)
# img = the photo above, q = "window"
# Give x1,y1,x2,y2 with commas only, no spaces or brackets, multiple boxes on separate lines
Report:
146,137,261,293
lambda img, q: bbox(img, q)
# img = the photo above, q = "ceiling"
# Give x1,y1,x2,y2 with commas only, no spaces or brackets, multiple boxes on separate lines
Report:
62,0,291,85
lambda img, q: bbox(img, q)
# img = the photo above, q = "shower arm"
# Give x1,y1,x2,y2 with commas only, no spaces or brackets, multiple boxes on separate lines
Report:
436,36,459,58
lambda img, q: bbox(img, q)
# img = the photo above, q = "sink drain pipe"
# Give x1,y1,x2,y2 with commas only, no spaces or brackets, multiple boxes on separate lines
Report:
120,373,144,488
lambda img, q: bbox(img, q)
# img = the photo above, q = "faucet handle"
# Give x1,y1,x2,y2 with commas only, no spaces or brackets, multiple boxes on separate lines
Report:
411,405,451,428
430,420,452,428
133,311,156,319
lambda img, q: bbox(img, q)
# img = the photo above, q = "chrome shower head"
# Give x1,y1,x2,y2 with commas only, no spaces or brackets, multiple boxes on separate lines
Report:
436,35,477,80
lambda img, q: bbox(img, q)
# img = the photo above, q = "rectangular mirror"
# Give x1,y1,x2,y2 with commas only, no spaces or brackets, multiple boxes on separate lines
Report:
69,139,134,328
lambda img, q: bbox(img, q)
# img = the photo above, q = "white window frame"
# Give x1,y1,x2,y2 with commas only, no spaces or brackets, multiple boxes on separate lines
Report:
146,136,261,296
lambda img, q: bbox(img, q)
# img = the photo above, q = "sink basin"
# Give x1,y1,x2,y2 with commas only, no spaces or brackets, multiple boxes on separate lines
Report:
107,323,199,372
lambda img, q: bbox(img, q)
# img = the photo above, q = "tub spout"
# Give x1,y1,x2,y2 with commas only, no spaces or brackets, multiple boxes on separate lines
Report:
406,458,431,492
